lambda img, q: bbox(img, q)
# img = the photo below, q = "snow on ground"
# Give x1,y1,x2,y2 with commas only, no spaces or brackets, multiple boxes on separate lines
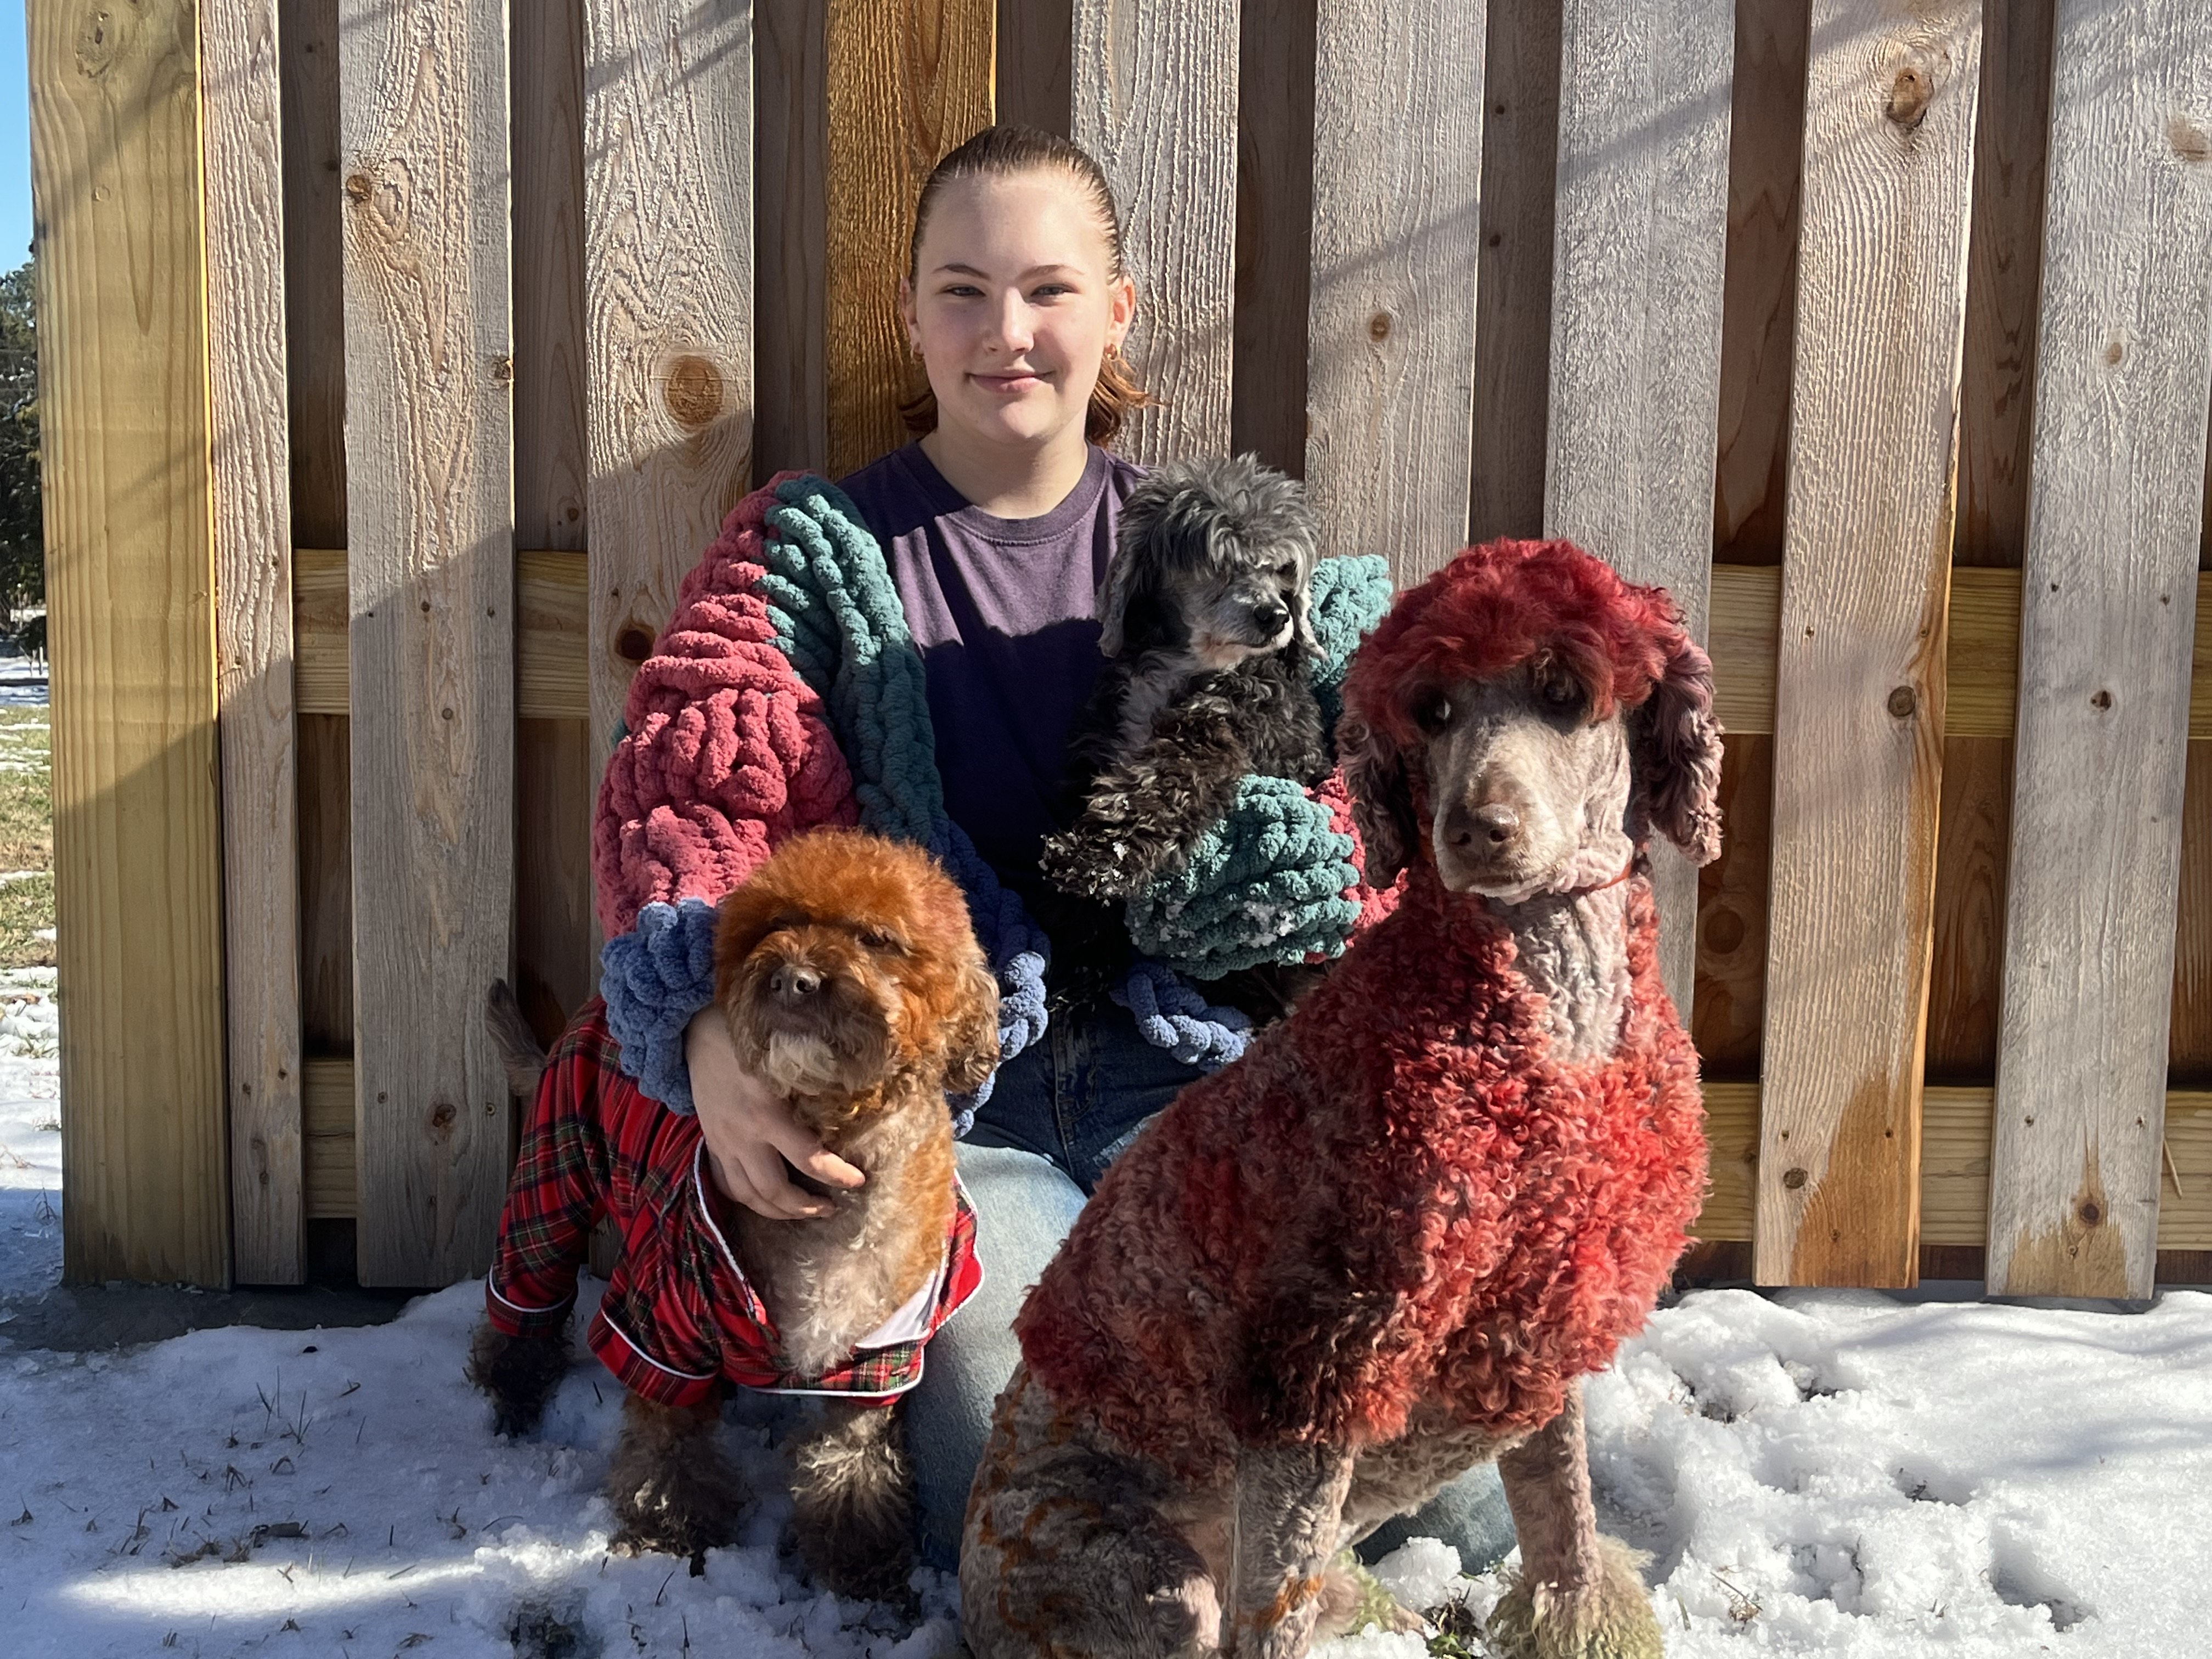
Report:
4,930,2210,1654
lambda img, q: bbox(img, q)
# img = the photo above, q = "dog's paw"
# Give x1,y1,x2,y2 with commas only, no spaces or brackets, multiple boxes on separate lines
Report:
1485,1537,1663,1659
1314,1551,1426,1639
466,1324,571,1439
1040,827,1146,901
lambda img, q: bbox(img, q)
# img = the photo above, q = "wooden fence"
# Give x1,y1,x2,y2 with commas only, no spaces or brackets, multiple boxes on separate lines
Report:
30,0,2212,1296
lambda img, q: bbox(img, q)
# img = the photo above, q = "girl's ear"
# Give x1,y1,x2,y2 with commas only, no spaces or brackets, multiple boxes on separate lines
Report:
1337,711,1418,889
1629,629,1725,865
1108,273,1137,349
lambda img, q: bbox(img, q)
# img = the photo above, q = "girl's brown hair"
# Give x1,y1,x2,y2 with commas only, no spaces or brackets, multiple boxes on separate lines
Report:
899,124,1152,448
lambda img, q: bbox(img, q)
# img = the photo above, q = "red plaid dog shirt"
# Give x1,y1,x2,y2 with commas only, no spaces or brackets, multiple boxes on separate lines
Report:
484,1000,982,1410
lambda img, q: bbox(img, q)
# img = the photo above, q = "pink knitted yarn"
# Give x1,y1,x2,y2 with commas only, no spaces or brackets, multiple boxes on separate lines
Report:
1314,768,1402,941
592,479,859,939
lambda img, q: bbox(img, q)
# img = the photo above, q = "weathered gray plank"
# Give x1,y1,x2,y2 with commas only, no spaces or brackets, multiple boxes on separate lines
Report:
1306,0,1488,582
340,0,516,1285
1543,0,1734,1021
1756,0,1982,1289
1069,0,1238,460
205,0,305,1284
584,2,755,758
1988,0,2212,1299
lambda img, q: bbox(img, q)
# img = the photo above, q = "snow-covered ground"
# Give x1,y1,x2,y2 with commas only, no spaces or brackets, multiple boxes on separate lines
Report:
5,922,2210,1653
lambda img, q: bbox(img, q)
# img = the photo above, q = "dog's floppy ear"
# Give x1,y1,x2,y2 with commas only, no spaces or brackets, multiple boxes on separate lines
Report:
1094,544,1155,661
1337,710,1418,889
1629,628,1724,865
941,961,1002,1097
1289,538,1320,656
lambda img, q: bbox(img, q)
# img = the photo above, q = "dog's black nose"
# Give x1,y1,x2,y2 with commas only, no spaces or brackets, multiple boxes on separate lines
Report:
1251,599,1290,635
770,963,822,1000
1444,802,1521,851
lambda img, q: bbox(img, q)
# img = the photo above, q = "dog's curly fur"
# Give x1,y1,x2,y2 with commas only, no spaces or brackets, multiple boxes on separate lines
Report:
962,540,1724,1658
1041,455,1329,912
472,828,997,1600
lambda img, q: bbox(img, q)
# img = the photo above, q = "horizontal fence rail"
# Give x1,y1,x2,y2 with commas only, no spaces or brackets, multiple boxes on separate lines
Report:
35,0,2212,1291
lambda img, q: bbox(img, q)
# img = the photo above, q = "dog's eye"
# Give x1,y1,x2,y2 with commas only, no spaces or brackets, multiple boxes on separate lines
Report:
859,928,907,955
1276,560,1299,580
1413,691,1452,733
1538,667,1584,714
769,912,808,933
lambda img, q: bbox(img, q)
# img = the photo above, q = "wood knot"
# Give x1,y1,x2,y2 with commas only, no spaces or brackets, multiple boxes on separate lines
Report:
343,172,373,203
1368,312,1392,342
2170,115,2211,166
616,625,656,663
430,1101,457,1135
1887,685,1916,719
2078,1201,2102,1226
664,354,724,429
1886,65,1932,130
2103,337,2125,366
492,356,515,386
2090,689,2113,710
1782,1167,1809,1190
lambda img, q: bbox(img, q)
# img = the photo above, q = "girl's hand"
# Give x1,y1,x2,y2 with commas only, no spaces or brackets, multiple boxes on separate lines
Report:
684,1007,865,1219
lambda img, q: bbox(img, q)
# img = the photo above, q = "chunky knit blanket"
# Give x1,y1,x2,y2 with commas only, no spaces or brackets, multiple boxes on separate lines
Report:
592,472,1393,1125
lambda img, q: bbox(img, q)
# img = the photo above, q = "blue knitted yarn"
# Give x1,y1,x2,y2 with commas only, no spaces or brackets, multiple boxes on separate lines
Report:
1124,775,1365,980
600,898,721,1115
1111,960,1251,1070
1306,553,1393,744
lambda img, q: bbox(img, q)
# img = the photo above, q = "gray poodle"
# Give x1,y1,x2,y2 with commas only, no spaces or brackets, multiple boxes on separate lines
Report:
1040,454,1330,913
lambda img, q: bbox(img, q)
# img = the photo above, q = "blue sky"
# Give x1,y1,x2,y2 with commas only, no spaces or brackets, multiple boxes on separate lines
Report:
0,1,26,270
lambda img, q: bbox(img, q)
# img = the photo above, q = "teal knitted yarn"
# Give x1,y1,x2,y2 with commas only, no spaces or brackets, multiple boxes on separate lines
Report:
1306,553,1393,739
1124,774,1365,979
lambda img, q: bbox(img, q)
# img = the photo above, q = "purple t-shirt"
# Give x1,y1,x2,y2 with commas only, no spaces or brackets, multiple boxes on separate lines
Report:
837,441,1143,887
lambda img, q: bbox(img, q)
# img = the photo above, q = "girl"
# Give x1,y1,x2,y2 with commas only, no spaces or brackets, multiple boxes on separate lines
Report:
676,126,1513,1576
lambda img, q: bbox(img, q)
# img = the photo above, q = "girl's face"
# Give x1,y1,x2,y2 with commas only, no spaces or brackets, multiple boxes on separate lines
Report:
901,170,1136,452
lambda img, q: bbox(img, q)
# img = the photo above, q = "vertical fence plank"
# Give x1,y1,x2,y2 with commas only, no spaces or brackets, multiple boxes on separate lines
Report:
1711,0,1811,569
1987,0,2212,1299
997,0,1072,137
1544,0,1733,1019
1070,0,1237,460
206,0,305,1284
1229,0,1316,477
1467,0,1559,546
1694,735,1773,1078
824,0,995,477
757,0,831,478
1756,0,1982,1289
1306,0,1488,583
515,0,594,1043
31,0,230,1287
340,0,517,1285
585,2,755,760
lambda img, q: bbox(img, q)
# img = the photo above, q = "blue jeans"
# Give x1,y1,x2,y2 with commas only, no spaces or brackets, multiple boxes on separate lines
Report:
907,1000,1515,1574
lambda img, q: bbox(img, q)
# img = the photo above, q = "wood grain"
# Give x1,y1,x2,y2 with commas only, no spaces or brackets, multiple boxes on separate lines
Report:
516,720,598,1045
296,713,356,1057
1229,0,1317,477
1954,0,2054,568
1694,1082,2212,1254
1467,0,1559,546
205,0,306,1284
757,0,831,479
1925,737,2013,1081
585,2,755,759
1988,0,2212,1299
514,0,588,553
824,0,995,477
1544,0,1733,1020
32,0,231,1287
997,0,1072,137
1070,0,1238,460
1756,0,1983,1289
303,1059,356,1221
2173,747,2212,1084
1694,735,1773,1079
340,0,517,1286
279,0,347,549
1306,0,1488,583
1711,0,1811,568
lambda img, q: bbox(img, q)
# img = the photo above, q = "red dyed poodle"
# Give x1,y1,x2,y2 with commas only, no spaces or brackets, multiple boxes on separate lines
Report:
961,540,1723,1659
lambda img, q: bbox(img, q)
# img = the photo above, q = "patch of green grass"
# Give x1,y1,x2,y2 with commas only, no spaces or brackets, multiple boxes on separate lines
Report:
0,707,52,969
